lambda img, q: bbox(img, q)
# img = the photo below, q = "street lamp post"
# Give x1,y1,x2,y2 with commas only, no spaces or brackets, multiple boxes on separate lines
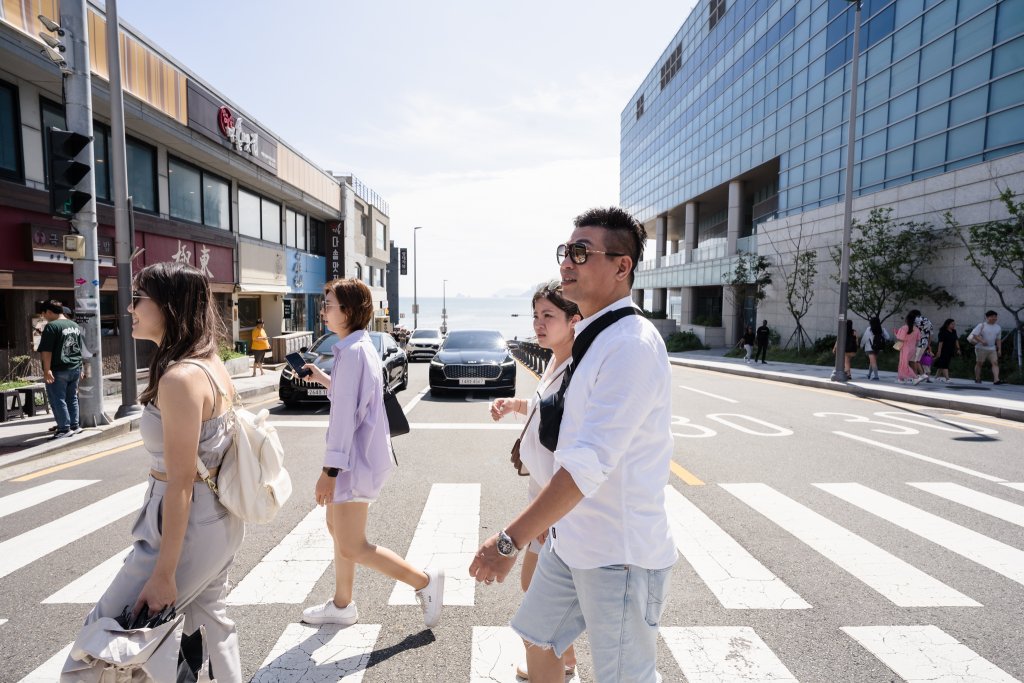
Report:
441,279,448,335
832,0,862,383
413,226,423,329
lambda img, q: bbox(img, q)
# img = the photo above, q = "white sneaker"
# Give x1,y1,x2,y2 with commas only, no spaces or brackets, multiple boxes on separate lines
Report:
912,375,925,385
416,567,445,628
301,599,358,625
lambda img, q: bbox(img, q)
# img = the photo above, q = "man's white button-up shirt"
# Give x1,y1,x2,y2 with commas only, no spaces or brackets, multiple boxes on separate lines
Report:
550,296,678,570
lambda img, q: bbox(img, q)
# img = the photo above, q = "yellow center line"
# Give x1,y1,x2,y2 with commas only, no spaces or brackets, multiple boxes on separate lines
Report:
670,460,705,486
12,441,142,482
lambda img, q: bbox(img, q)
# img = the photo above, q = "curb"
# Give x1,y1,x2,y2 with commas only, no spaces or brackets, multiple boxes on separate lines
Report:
669,357,1024,423
0,385,280,471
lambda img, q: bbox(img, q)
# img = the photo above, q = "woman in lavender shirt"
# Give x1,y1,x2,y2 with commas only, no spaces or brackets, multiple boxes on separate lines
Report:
300,278,444,628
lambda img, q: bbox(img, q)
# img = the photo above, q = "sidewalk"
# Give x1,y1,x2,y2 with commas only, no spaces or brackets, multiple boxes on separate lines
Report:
0,366,284,468
669,348,1024,422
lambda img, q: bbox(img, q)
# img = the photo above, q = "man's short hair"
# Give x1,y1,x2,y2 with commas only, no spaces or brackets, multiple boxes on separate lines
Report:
572,207,647,284
42,300,64,315
985,310,998,317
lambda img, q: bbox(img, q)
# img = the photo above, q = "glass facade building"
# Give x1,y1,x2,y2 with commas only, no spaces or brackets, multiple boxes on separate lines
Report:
622,0,1024,342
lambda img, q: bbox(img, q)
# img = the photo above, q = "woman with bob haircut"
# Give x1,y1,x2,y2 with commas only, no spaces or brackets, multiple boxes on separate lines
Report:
299,277,445,629
489,280,581,680
63,262,245,682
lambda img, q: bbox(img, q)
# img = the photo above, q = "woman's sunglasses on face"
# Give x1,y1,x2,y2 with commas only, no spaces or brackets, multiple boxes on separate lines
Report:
131,291,151,307
556,241,627,265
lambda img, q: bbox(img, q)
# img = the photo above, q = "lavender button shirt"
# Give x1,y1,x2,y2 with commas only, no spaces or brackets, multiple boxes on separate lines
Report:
324,329,395,503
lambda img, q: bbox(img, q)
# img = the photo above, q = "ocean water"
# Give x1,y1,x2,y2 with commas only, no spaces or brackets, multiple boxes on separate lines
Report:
396,296,536,340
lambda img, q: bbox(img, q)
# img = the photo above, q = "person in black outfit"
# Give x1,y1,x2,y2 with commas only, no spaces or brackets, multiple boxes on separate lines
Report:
932,318,960,383
755,320,770,364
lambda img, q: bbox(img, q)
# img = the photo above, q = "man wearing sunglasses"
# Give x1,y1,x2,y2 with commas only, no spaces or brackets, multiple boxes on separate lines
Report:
470,207,676,683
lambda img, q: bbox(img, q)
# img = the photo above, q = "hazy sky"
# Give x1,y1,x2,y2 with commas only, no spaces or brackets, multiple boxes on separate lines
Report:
117,0,699,297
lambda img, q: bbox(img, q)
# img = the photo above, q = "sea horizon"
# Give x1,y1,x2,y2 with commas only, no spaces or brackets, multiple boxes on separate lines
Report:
396,296,536,341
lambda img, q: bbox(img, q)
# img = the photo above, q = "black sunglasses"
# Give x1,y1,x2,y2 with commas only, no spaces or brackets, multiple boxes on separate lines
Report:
556,241,628,265
131,291,151,307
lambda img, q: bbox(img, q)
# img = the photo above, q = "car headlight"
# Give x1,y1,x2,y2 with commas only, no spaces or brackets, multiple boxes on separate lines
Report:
501,358,516,366
430,359,444,368
282,367,294,379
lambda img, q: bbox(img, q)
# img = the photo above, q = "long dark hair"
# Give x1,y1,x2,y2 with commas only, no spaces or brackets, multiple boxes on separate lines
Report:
869,316,883,340
905,309,921,333
137,262,225,405
940,318,955,333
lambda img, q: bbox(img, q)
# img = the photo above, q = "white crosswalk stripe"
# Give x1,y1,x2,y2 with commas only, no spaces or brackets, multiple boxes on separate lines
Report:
16,642,73,683
0,483,148,580
817,483,1024,588
251,623,380,683
0,479,98,519
42,546,131,604
664,486,810,609
227,507,333,605
843,625,1020,682
471,626,581,682
721,483,979,607
389,483,480,606
660,626,798,682
1002,483,1024,493
908,482,1024,528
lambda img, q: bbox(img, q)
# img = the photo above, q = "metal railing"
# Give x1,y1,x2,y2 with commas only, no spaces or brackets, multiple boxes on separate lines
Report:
511,342,552,376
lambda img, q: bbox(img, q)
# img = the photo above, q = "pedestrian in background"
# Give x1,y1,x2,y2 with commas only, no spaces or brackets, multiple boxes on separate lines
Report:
736,325,755,363
932,318,960,383
489,280,581,680
36,300,83,440
471,207,676,683
968,310,1004,385
63,262,245,681
250,319,270,377
300,278,444,629
914,313,934,384
861,316,889,380
832,319,858,379
755,319,770,364
895,310,922,383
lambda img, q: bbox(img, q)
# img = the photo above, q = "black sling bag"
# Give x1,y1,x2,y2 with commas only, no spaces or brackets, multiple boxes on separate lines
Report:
537,306,639,452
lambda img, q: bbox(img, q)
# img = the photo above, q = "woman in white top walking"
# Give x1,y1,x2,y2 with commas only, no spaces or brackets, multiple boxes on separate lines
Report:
490,281,581,680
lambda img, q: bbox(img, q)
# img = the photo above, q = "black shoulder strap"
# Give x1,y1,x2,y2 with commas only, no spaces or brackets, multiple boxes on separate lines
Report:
556,306,639,394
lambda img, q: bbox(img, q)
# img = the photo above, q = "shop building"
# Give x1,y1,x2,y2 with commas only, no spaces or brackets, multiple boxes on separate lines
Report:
0,2,389,372
623,0,1024,345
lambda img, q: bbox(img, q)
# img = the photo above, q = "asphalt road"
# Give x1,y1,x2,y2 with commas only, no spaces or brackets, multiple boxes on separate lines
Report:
0,360,1021,682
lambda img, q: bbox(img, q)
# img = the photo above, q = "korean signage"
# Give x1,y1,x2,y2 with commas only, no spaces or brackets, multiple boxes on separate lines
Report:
28,225,114,268
286,248,326,294
400,247,407,275
283,299,292,319
186,79,278,174
328,222,344,282
139,233,233,283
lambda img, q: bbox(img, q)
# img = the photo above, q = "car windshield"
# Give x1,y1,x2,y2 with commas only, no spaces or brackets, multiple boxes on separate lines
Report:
310,333,339,355
369,332,384,353
442,331,505,350
411,330,441,339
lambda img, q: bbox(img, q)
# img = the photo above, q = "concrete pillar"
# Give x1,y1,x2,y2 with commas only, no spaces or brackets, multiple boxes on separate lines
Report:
653,214,668,314
632,288,645,309
684,202,698,251
723,288,738,350
727,180,743,255
666,214,680,256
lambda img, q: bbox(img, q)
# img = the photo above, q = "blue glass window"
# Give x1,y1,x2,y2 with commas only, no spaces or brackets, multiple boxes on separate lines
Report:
990,71,1024,110
892,17,922,60
823,147,842,171
915,132,947,168
952,53,991,95
919,33,954,80
823,124,843,151
864,71,890,108
889,89,918,121
867,4,896,47
804,178,820,202
954,8,996,64
826,35,851,74
950,86,989,124
918,72,951,108
996,0,1024,43
922,0,956,43
887,145,914,176
807,106,825,136
992,36,1024,78
820,172,841,199
860,155,886,185
863,129,887,157
896,0,924,25
889,116,917,145
1,82,21,181
985,105,1024,148
890,53,920,94
957,0,993,22
947,119,987,158
917,103,949,136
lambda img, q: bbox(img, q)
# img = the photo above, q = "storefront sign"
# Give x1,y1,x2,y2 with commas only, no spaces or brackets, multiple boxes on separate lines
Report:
28,225,114,268
327,222,344,282
399,247,407,275
186,79,278,174
283,299,292,319
286,248,326,294
140,233,233,283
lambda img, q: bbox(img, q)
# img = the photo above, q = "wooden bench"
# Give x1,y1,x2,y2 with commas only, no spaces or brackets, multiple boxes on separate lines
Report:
17,385,50,417
1,390,25,422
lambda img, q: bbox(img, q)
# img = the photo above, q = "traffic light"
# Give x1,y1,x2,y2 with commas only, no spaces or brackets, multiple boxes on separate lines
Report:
46,127,92,219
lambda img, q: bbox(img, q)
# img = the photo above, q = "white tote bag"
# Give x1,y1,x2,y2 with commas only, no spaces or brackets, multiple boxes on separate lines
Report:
61,614,184,683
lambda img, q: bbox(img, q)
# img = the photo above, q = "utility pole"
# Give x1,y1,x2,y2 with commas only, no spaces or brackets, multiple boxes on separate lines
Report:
413,226,423,328
105,0,141,418
62,0,108,426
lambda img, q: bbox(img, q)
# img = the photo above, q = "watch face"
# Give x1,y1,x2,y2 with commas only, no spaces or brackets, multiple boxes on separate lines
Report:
497,534,514,556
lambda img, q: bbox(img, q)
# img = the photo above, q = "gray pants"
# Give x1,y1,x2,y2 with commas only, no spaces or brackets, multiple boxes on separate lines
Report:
69,478,245,682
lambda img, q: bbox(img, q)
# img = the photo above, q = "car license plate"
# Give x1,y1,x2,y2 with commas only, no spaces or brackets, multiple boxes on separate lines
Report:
307,388,327,396
459,378,486,385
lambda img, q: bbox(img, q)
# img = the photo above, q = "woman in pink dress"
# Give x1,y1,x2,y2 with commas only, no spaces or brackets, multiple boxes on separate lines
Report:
895,310,921,382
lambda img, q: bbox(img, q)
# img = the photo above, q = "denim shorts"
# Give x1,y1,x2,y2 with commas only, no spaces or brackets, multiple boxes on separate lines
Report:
510,543,673,683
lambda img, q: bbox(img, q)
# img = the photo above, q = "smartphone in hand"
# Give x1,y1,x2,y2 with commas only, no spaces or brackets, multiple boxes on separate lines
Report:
286,352,313,378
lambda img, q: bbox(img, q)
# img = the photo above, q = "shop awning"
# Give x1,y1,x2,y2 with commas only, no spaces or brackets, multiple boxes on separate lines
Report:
237,283,292,295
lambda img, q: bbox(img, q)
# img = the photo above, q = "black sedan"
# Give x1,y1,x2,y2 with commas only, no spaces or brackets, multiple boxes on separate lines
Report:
279,331,408,408
428,329,516,397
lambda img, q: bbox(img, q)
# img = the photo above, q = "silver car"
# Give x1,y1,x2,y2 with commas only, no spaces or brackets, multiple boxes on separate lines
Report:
406,328,443,361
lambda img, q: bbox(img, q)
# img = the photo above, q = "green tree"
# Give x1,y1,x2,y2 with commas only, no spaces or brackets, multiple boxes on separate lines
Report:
829,208,960,324
945,188,1024,371
723,251,773,307
763,225,818,351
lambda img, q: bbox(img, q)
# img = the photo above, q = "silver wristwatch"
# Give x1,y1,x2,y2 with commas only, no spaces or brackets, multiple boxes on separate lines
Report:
496,529,519,558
